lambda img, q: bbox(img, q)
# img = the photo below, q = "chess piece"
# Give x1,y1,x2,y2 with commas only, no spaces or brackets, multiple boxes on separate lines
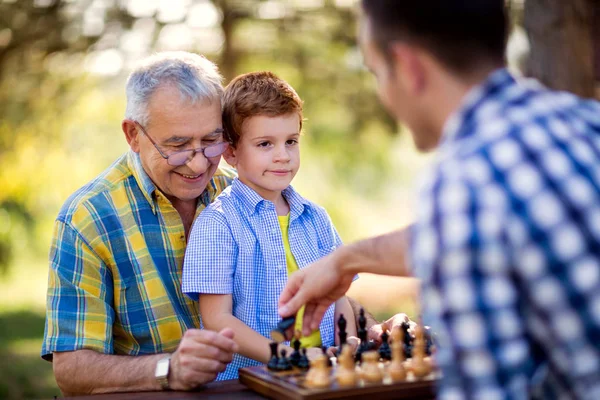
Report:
267,342,279,371
276,349,292,371
423,325,435,356
378,330,392,361
388,327,406,382
355,308,369,363
401,321,413,359
290,332,302,367
297,348,310,370
361,351,383,383
411,325,431,379
321,346,333,367
338,313,347,348
335,345,357,387
271,316,295,343
305,355,330,388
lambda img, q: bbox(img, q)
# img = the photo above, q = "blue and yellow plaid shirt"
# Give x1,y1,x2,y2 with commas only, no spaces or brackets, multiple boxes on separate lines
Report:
42,151,235,360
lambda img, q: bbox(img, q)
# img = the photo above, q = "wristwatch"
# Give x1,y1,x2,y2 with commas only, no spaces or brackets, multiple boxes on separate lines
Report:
155,355,171,390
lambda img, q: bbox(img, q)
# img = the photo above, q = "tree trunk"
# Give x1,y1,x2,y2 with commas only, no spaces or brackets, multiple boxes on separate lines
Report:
524,0,597,99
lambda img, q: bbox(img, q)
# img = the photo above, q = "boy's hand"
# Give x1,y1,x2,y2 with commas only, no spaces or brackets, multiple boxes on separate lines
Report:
345,336,360,354
168,328,238,391
305,347,325,361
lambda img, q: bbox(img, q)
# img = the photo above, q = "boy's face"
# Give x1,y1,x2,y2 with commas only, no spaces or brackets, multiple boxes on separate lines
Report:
225,113,300,201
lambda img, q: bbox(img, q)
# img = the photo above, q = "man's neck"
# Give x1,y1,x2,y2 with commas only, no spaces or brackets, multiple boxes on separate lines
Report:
170,197,198,239
427,62,503,147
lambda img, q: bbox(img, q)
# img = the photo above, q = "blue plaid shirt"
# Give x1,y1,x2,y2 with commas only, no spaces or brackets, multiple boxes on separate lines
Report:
412,68,600,399
182,178,340,380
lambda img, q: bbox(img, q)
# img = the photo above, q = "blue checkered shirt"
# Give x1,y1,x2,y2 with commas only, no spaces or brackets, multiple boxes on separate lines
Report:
412,69,600,400
182,178,340,380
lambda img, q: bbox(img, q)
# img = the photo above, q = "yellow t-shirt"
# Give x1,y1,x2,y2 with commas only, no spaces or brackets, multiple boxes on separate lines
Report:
278,214,322,348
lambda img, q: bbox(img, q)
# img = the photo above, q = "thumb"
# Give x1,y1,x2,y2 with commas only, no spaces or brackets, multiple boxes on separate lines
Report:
219,327,235,339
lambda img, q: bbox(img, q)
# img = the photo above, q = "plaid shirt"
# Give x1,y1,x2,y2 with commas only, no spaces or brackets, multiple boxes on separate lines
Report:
182,178,341,380
412,69,600,399
42,151,235,360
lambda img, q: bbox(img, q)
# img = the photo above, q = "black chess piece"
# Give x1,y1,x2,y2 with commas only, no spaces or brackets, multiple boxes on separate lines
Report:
321,346,332,367
297,348,310,370
338,313,347,348
290,337,302,367
271,316,296,343
423,325,435,356
378,331,392,361
276,349,292,371
355,308,369,363
267,342,279,370
401,321,413,358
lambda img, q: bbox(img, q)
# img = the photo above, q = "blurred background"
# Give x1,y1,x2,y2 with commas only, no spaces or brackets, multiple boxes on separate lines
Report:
0,0,597,398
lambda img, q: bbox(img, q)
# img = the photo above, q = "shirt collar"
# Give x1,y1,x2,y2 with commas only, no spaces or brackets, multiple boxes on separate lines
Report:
127,150,157,213
230,178,311,220
440,67,517,147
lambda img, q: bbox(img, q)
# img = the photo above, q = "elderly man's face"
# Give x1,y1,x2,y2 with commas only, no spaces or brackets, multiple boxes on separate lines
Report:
136,85,224,204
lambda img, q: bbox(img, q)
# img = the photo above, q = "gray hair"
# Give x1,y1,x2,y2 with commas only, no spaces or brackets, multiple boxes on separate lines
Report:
124,51,224,126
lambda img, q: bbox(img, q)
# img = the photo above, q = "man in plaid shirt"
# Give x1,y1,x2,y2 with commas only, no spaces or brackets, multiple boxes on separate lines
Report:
279,1,600,398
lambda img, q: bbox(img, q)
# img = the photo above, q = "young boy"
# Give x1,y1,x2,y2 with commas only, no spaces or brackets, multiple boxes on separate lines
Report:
182,71,357,380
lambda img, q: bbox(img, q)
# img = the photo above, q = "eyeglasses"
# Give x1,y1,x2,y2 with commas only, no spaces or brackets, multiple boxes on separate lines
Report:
133,121,229,167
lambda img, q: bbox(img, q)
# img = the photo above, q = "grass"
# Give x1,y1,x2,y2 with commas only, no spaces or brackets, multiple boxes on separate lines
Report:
0,310,60,399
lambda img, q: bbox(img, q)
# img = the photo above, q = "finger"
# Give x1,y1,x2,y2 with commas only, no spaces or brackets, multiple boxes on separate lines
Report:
302,302,317,336
184,329,238,354
278,271,303,310
308,303,330,332
280,289,313,321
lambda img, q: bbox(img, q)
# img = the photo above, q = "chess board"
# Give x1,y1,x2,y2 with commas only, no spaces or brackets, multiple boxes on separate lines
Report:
239,364,438,400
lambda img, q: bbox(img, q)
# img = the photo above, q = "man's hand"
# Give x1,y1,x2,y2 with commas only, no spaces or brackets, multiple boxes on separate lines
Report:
168,328,238,390
367,313,415,344
278,250,354,335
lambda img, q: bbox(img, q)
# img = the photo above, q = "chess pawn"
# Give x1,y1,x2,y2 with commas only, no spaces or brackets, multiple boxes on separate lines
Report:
306,355,330,388
335,345,357,387
297,348,310,370
411,325,431,379
378,330,392,361
277,349,292,371
267,342,279,371
361,351,383,384
290,331,302,367
388,327,406,382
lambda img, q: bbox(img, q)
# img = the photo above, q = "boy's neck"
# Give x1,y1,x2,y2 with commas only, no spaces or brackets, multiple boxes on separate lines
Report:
274,194,290,216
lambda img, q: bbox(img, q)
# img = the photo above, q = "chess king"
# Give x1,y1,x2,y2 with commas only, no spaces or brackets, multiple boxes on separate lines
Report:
279,0,600,398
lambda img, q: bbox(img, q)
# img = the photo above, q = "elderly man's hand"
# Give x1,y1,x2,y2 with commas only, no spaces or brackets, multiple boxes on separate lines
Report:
168,328,238,390
367,313,415,344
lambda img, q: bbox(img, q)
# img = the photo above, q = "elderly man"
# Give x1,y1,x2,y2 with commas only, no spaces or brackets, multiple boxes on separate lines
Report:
279,0,600,399
42,51,404,396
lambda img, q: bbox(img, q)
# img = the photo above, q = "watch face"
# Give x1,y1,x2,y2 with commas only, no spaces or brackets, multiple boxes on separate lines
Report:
156,358,170,377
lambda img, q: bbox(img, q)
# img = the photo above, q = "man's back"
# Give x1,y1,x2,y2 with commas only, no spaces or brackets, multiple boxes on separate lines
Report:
413,69,600,399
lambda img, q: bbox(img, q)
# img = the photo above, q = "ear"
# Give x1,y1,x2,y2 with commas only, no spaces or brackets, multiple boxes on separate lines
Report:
388,43,426,95
223,145,237,167
122,120,140,152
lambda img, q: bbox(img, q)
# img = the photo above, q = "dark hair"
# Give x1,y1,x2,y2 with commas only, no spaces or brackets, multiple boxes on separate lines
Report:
361,0,507,73
222,71,303,147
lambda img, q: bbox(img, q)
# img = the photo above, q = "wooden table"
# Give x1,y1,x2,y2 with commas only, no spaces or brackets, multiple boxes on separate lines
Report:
62,378,436,399
64,380,265,399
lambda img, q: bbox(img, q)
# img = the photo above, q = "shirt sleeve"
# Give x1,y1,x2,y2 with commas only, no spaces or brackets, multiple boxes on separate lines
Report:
182,207,237,301
42,219,114,360
413,172,529,400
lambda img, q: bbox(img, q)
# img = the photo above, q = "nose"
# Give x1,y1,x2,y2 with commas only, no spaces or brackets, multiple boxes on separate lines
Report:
185,150,211,172
273,144,290,162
